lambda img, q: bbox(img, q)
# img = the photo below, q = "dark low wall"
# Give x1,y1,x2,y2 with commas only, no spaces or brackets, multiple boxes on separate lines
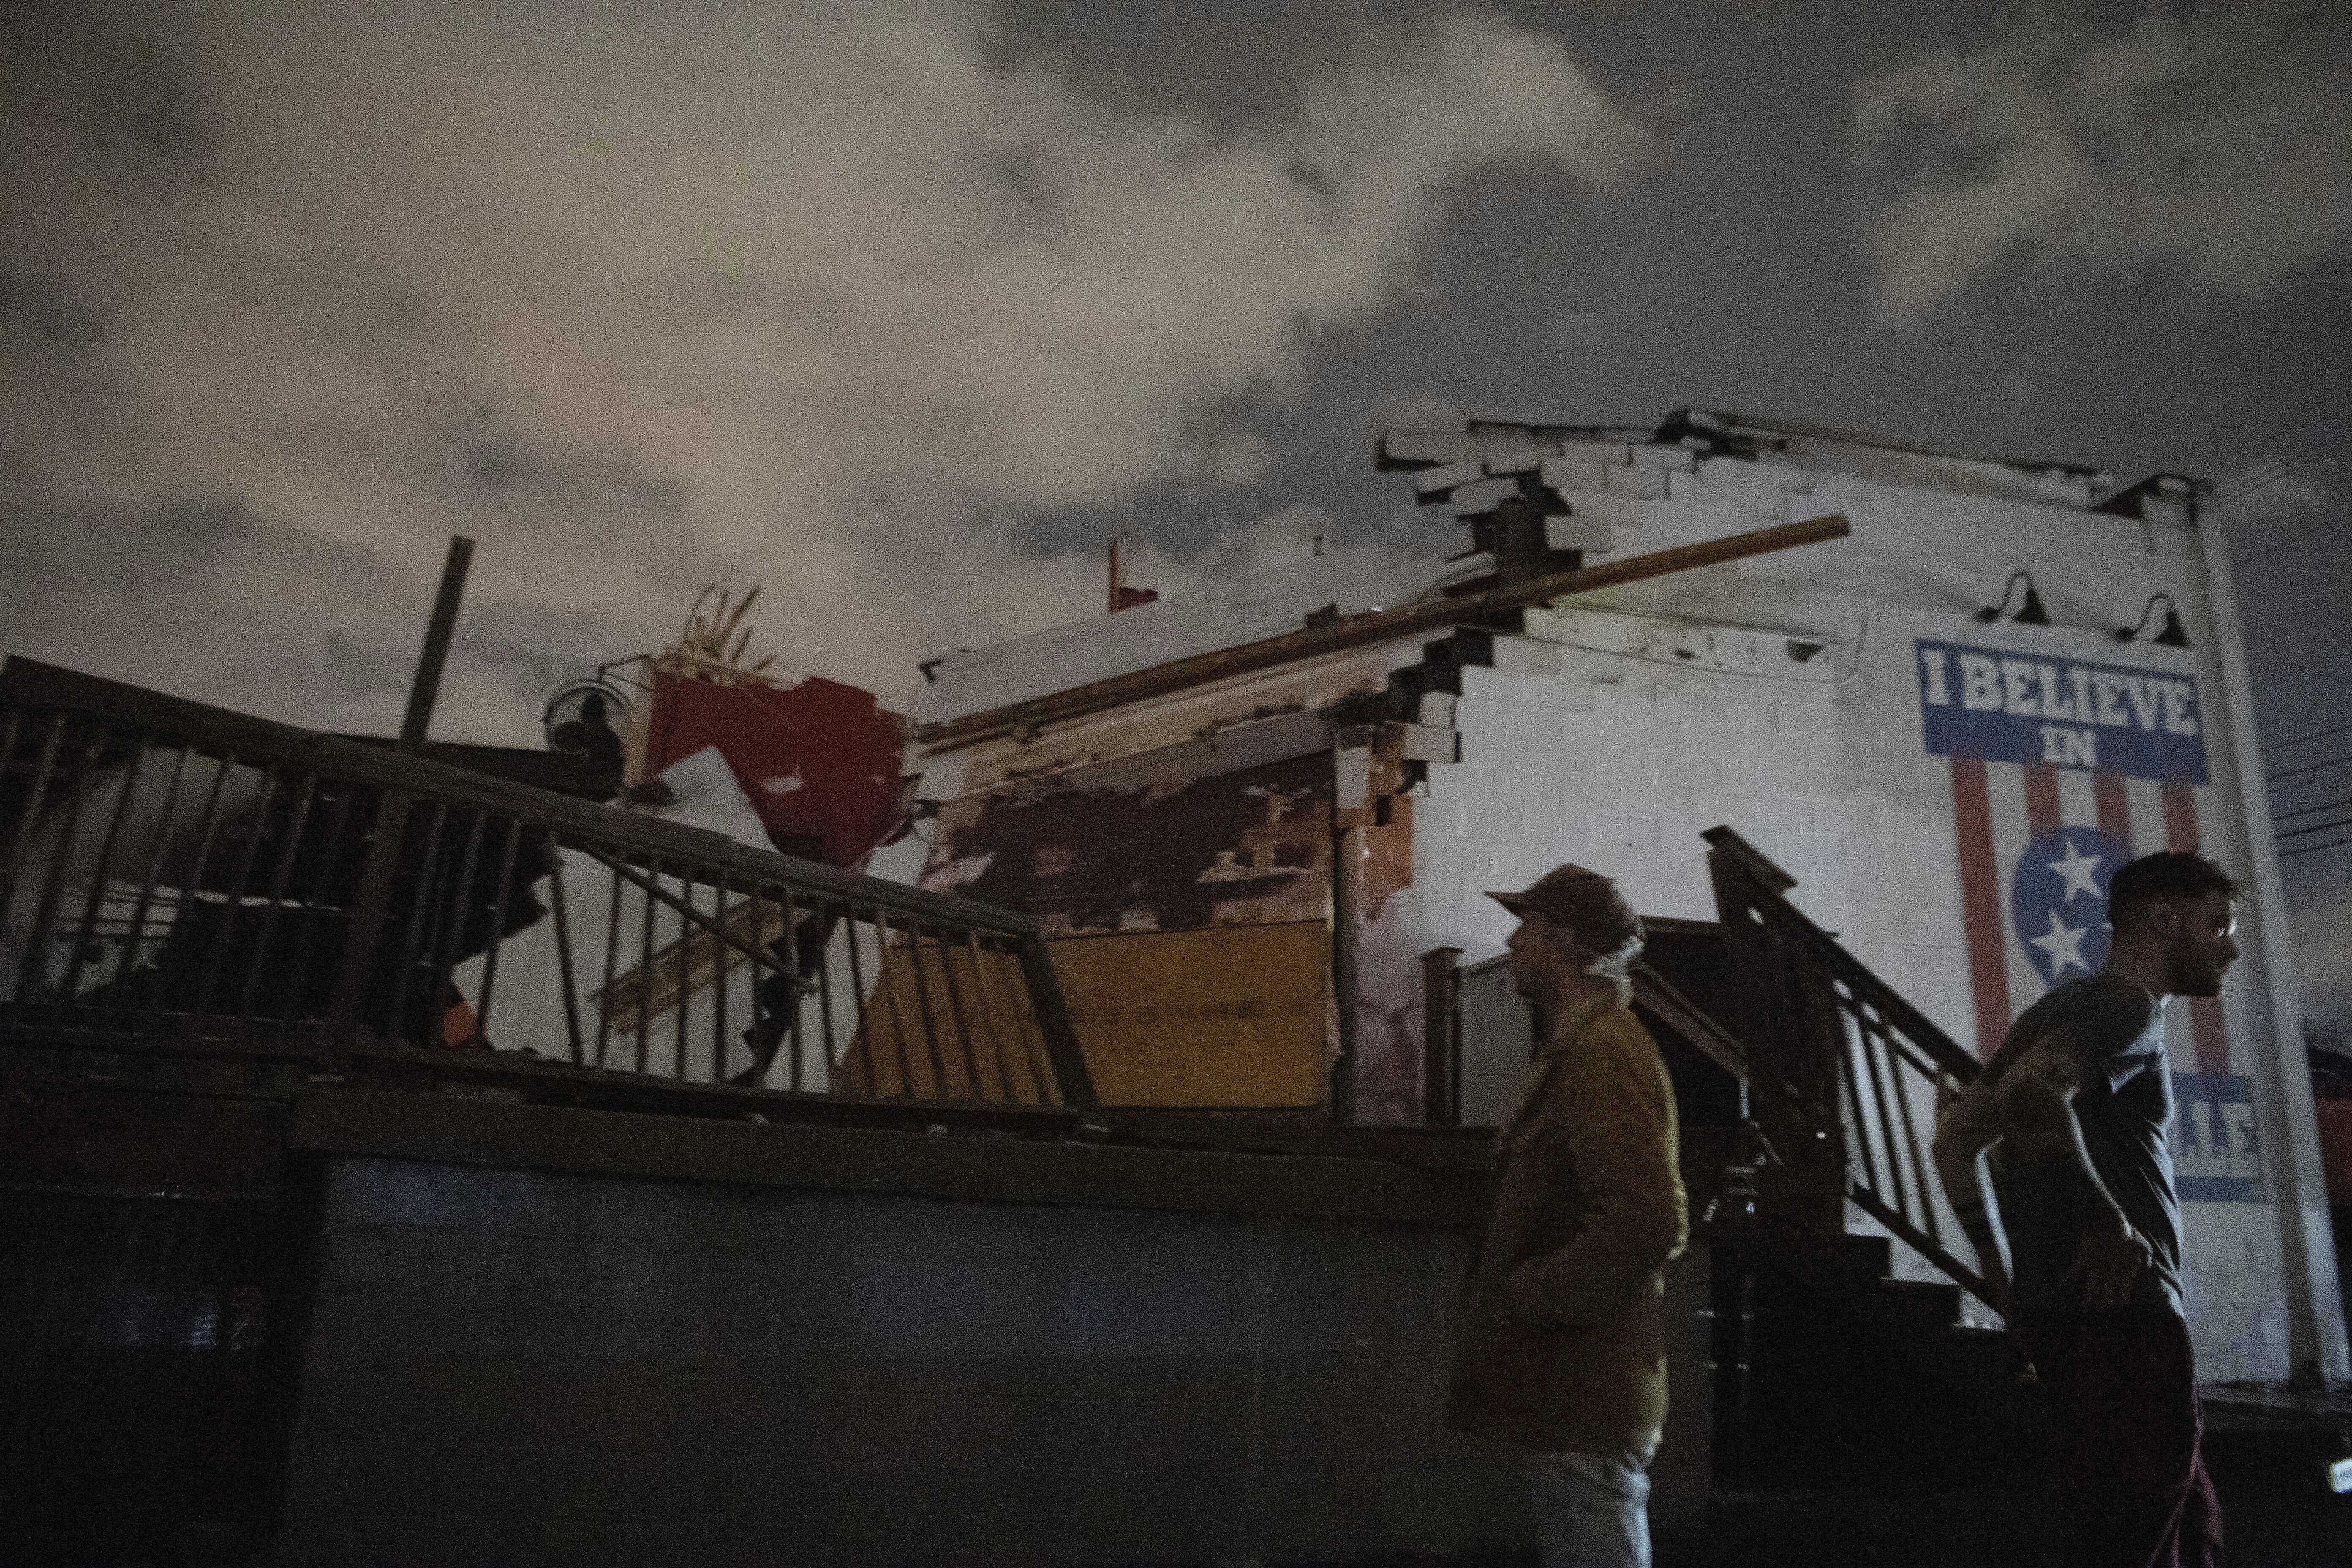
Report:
273,1090,1710,1567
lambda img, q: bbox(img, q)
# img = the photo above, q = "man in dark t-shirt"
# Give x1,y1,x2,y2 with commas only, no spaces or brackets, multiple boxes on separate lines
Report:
1932,851,2242,1568
1980,975,2182,1318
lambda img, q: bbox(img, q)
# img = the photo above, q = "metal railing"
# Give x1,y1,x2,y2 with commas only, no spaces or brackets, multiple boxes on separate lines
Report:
0,658,1094,1109
1703,825,1991,1307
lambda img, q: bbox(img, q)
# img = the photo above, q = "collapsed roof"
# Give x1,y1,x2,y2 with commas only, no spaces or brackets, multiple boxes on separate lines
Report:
913,408,2201,737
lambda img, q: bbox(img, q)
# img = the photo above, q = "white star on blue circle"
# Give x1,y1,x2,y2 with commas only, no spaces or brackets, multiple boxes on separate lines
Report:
2012,827,2126,987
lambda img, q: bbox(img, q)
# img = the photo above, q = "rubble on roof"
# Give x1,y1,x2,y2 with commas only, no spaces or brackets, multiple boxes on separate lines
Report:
614,585,916,872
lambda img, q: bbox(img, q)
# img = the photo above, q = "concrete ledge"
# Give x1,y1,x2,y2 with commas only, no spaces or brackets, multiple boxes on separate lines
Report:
289,1087,1487,1230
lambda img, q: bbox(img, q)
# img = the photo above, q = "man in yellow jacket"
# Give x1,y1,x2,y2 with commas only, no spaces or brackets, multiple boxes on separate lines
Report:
1447,864,1688,1568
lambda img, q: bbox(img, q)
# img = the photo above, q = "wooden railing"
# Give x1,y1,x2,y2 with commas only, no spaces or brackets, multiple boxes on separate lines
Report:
1703,825,1993,1308
0,658,1095,1109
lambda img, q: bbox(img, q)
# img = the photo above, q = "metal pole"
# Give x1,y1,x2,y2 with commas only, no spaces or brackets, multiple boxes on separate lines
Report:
1329,820,1364,1125
400,536,475,749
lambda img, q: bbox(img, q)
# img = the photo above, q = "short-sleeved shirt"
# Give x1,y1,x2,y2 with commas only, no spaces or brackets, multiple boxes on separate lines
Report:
1982,975,2181,1316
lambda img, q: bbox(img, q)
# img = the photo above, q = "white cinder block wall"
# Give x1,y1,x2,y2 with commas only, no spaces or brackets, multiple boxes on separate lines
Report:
902,421,2343,1387
1359,441,2336,1382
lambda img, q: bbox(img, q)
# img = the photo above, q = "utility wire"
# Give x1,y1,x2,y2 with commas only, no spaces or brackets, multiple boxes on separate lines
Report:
2236,513,2348,569
2280,832,2352,860
2219,432,2352,569
2277,816,2352,841
2217,430,2352,504
2263,719,2352,754
2275,795,2352,822
2268,752,2352,785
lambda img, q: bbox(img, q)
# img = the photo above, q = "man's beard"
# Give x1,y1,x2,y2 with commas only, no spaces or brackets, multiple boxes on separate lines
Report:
2168,955,2229,998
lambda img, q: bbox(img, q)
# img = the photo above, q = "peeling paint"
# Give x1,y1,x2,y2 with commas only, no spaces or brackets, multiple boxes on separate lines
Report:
922,751,1333,938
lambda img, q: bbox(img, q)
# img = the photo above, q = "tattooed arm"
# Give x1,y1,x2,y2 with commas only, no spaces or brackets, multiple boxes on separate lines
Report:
1930,1075,2012,1316
1994,1034,2151,1309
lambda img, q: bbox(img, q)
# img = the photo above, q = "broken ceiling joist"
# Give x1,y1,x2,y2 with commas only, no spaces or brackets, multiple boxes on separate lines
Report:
915,514,1852,754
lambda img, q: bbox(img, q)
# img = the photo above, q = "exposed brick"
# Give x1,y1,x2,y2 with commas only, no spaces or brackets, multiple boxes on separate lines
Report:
1489,637,1562,677
1544,514,1614,552
1380,428,1476,465
1551,488,1645,528
1605,465,1669,501
1448,476,1521,516
1631,444,1699,474
1413,459,1484,495
1538,456,1609,495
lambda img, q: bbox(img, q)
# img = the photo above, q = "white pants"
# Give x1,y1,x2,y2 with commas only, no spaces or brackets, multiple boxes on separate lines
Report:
1524,1447,1652,1568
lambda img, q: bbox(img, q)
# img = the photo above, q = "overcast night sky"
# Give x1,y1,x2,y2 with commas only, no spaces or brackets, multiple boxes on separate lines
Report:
3,1,2348,1015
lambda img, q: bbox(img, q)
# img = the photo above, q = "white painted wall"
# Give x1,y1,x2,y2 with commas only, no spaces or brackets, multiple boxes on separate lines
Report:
896,435,2347,1386
1369,447,2344,1383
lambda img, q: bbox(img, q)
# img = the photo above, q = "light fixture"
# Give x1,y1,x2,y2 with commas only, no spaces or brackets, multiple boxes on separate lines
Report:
2114,593,2189,648
1978,570,2051,626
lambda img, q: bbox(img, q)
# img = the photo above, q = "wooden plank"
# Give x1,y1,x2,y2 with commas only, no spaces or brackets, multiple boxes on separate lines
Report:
916,516,1851,753
592,891,789,1038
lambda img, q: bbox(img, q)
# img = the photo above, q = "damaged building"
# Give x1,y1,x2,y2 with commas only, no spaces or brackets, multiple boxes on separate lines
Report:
5,412,2349,1564
897,407,2347,1391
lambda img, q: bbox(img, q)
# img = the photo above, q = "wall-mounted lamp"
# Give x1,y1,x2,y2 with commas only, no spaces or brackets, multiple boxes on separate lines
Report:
2114,593,2190,648
1977,570,2050,626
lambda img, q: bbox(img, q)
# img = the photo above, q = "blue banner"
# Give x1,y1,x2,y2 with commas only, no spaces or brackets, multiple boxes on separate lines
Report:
2172,1072,2265,1203
1915,639,2209,784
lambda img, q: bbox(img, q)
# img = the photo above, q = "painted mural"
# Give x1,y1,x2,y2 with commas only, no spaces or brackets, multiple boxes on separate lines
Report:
1915,635,2261,1203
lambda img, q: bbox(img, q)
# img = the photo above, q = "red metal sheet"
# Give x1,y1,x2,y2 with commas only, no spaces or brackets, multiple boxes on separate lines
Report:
644,672,909,869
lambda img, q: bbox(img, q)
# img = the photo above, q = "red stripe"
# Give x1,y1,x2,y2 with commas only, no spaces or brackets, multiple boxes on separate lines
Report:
2093,771,2133,856
1950,753,2012,1059
2161,781,2230,1072
2162,781,2200,857
2022,762,2061,839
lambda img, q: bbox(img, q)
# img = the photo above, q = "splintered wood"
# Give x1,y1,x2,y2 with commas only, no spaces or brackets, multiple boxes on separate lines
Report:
659,584,777,686
592,891,789,1038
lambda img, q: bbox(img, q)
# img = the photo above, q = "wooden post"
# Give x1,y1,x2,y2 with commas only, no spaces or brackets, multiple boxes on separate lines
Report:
400,536,475,749
1705,843,1847,1233
1016,936,1098,1111
1421,946,1463,1127
1328,820,1365,1124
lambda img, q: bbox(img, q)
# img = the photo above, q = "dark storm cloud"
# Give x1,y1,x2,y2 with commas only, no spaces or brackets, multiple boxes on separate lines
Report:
1,1,214,176
1853,2,2352,323
0,0,1657,743
0,269,106,354
0,490,253,590
451,426,689,522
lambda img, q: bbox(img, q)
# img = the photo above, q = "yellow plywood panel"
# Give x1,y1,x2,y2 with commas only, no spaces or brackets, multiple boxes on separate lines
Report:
1050,922,1331,1108
839,939,1061,1105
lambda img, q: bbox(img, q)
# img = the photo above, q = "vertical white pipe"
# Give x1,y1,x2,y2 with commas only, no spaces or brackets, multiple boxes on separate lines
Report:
2194,498,2351,1384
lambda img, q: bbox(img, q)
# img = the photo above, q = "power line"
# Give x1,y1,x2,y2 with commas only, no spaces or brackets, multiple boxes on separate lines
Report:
2236,513,2349,569
2263,720,2352,754
2219,432,2352,569
2268,753,2352,785
2217,430,2352,504
2275,795,2352,822
2281,832,2352,860
2277,816,2352,841
2220,430,2352,496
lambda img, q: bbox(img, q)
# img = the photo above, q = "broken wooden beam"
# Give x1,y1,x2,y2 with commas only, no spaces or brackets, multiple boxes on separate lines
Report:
917,514,1852,753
